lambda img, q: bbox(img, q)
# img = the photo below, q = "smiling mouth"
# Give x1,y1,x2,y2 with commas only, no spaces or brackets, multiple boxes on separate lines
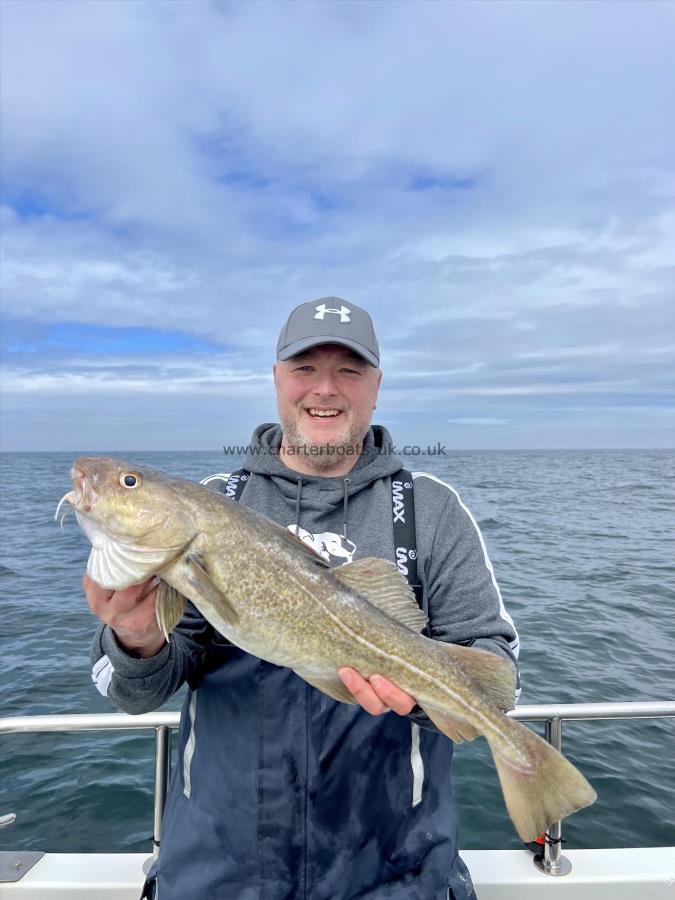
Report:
305,408,343,419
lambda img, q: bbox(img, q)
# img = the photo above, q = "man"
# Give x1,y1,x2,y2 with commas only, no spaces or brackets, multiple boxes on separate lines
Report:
86,297,519,900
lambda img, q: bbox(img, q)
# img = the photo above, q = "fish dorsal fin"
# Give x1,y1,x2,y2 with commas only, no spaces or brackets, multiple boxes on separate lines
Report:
332,557,428,633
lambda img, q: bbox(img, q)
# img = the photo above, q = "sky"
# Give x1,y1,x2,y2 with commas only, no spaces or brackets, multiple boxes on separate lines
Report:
1,0,674,451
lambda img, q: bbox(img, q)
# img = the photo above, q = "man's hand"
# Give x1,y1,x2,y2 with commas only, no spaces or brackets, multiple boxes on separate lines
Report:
83,572,165,658
338,667,417,716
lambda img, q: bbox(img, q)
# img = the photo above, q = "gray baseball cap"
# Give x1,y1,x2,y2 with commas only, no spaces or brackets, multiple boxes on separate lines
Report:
276,297,380,367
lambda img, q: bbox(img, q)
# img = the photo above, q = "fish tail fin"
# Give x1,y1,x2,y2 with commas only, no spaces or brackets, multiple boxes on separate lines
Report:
487,722,596,841
412,640,595,840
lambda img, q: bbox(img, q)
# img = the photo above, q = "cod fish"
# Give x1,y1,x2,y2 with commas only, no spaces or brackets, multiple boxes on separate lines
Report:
58,456,596,841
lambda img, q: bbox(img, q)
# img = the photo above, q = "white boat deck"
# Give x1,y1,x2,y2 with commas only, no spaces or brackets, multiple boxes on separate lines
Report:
2,848,674,899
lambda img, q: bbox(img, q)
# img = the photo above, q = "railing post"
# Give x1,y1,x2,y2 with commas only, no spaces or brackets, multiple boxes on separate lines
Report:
152,726,171,862
533,716,572,876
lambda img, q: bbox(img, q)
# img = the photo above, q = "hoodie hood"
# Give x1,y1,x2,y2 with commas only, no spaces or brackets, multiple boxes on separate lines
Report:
243,423,405,542
245,423,404,495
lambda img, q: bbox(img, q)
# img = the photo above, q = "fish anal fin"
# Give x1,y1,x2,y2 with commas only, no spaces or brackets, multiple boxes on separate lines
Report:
155,580,188,641
333,557,428,633
437,642,517,712
294,669,357,704
184,552,239,626
423,706,481,744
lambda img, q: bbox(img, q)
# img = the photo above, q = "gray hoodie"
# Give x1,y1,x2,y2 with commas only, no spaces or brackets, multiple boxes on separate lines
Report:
209,423,519,665
91,423,518,900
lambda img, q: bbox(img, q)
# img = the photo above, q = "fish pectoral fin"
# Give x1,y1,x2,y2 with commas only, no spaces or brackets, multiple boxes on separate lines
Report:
184,552,240,626
332,558,428,633
436,642,517,712
155,580,188,640
422,707,481,744
294,669,357,705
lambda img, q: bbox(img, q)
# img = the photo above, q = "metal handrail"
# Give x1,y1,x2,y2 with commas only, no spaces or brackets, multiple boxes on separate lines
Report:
2,701,674,873
1,712,181,733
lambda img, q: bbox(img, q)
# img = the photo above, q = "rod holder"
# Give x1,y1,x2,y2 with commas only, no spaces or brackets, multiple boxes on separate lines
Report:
533,717,572,876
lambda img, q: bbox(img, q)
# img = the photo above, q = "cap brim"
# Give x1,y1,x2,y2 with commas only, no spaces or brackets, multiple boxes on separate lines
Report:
277,336,379,367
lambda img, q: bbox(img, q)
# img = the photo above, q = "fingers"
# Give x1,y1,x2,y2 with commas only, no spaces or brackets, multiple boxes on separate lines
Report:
82,570,163,651
338,668,417,717
82,573,114,614
82,572,158,619
114,578,158,606
339,668,389,714
369,674,417,715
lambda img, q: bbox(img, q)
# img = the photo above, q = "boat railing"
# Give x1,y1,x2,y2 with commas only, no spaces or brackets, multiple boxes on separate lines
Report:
2,701,674,878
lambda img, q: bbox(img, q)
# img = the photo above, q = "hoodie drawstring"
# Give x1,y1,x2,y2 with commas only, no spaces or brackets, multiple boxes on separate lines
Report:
342,478,351,540
293,475,351,541
295,478,304,535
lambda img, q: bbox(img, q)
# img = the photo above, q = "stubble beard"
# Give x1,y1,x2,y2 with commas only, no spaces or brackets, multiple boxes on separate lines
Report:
279,408,366,472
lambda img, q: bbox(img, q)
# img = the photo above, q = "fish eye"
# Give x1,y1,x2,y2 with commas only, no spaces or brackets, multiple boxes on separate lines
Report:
120,472,141,489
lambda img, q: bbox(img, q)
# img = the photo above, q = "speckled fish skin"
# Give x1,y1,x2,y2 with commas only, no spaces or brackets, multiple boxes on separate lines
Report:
62,455,597,841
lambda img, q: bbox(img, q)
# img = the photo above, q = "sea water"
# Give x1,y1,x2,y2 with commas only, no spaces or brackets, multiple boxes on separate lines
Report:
1,449,674,852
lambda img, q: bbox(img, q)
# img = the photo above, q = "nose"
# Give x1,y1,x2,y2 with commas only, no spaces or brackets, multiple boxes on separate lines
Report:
312,371,339,398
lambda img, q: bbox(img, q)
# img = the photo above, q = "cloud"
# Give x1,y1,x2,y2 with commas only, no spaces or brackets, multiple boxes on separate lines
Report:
0,0,673,448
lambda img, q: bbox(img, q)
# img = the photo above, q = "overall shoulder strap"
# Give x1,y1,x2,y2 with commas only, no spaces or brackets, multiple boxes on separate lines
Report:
391,470,424,612
223,469,249,501
203,468,250,500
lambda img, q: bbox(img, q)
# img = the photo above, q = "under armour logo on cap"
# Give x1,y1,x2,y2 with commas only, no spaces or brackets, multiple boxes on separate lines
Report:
276,296,379,366
314,303,351,323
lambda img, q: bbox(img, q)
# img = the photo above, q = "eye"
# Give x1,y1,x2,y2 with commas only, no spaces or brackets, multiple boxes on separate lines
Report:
120,472,141,489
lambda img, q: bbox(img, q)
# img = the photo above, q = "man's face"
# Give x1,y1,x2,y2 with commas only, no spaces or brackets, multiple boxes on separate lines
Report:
274,344,382,469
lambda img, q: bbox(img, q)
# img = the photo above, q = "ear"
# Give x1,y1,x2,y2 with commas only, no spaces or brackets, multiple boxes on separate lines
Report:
273,362,278,386
373,368,382,409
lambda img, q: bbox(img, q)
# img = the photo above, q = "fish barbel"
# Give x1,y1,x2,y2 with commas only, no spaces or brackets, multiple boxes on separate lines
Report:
59,456,596,841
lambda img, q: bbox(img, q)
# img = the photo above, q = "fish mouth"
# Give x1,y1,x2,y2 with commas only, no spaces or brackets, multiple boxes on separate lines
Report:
54,466,100,526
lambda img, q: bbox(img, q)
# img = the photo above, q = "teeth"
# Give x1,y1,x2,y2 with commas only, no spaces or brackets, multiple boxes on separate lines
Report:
308,408,341,417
